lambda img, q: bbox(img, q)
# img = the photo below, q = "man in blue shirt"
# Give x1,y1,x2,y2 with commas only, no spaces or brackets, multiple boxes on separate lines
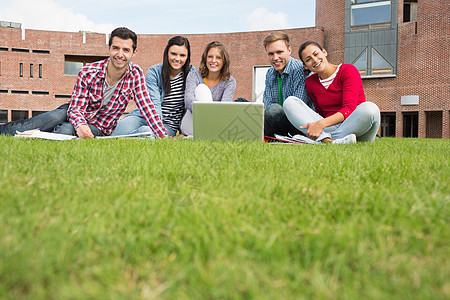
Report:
262,32,314,137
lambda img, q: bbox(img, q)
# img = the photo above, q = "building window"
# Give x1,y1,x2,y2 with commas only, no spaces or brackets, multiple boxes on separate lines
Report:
32,91,50,95
32,111,47,117
39,64,43,78
55,94,72,99
0,110,7,124
372,48,393,74
253,66,271,103
403,112,418,138
351,0,391,29
12,48,29,53
11,90,29,94
32,49,50,54
12,110,29,121
64,55,108,76
19,63,23,77
403,0,418,22
30,63,34,77
64,61,84,76
353,49,367,75
380,112,396,137
352,47,394,76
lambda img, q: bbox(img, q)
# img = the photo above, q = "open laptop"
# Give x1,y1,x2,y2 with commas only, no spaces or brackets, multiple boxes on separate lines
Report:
193,102,264,142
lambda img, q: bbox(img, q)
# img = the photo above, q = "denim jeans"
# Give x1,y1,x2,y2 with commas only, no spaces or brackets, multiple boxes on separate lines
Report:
264,103,303,137
0,103,69,136
283,96,380,142
0,103,106,137
112,109,174,137
53,122,105,136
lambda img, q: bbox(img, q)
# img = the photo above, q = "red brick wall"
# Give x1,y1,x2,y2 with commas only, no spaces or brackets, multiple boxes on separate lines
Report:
316,0,449,138
0,27,323,119
315,0,346,63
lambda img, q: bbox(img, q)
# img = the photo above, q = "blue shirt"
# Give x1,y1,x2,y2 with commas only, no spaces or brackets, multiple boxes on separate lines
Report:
263,57,314,110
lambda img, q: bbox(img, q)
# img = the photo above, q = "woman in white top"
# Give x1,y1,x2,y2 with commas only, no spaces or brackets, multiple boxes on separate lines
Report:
180,41,236,136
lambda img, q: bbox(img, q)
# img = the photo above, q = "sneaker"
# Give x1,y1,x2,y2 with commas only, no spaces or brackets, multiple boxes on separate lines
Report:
332,134,357,144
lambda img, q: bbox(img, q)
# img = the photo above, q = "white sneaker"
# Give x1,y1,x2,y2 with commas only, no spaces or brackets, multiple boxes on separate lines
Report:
332,134,357,144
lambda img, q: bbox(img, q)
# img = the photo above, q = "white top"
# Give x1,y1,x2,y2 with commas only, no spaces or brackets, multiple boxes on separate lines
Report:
319,64,342,89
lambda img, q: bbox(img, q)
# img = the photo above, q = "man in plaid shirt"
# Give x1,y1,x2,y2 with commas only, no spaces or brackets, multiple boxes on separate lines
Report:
0,27,167,139
262,32,314,137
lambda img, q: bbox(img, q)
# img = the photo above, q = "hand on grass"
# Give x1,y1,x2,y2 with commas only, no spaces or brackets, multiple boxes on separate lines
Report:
76,125,94,138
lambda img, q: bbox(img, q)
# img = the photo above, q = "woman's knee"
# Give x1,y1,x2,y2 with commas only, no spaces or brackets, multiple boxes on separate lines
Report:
359,102,380,121
283,96,305,113
195,84,213,102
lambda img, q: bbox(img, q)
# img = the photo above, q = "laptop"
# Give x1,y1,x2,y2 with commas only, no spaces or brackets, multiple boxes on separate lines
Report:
193,102,264,142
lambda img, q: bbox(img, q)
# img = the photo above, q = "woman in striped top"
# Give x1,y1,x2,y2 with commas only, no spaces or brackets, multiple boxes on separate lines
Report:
112,36,194,137
283,41,380,144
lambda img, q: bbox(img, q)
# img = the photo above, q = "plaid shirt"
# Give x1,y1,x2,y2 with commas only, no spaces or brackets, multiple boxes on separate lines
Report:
263,56,314,110
68,59,167,137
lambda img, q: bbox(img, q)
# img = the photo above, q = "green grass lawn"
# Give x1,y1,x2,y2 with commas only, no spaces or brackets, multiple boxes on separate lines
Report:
0,136,448,299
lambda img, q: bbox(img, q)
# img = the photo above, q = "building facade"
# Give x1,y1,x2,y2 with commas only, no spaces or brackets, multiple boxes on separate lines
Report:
0,0,448,138
316,0,449,138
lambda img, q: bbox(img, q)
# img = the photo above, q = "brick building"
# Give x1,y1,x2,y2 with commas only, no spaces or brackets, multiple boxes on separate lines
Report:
316,0,449,138
0,0,448,138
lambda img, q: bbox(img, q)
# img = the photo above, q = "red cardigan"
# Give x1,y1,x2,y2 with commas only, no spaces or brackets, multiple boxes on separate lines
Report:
305,63,366,119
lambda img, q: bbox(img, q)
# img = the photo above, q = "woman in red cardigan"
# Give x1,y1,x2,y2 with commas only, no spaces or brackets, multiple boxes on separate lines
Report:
283,41,380,144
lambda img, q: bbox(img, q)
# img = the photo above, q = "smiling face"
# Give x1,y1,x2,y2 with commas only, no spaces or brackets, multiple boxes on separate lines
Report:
167,44,188,75
300,44,329,75
206,47,224,74
265,40,291,74
108,36,136,72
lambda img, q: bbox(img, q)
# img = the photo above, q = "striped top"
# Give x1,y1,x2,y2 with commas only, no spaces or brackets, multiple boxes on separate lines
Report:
319,64,342,89
161,72,185,130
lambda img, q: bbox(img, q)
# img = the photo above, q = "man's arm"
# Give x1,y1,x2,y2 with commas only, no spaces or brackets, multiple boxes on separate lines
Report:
67,71,95,137
76,124,94,138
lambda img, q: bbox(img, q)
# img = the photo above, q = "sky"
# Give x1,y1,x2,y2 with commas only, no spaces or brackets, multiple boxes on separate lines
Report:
0,0,316,35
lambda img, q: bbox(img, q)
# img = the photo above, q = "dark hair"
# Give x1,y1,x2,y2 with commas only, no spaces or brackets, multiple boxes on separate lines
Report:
161,36,191,95
199,41,231,81
109,27,137,51
298,41,323,63
298,41,324,75
263,31,290,49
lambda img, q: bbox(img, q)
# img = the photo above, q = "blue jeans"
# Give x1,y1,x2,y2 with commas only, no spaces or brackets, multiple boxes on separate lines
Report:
53,122,104,136
0,103,105,137
111,109,176,137
264,104,303,137
283,96,380,142
0,104,69,136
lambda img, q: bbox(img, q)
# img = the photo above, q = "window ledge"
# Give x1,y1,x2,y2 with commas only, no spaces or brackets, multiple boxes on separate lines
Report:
361,74,397,79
